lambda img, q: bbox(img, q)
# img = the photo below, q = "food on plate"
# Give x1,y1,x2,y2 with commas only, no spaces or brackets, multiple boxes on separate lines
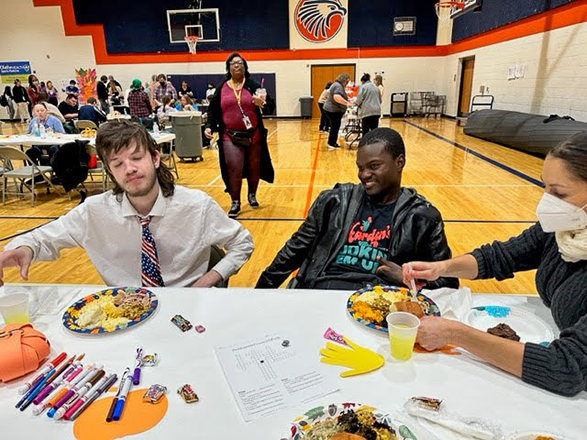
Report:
305,408,396,440
80,127,97,138
534,436,555,440
76,289,151,331
390,301,424,318
486,323,520,341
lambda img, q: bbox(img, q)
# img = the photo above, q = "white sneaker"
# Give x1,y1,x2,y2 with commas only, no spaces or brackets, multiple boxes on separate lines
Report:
327,144,340,150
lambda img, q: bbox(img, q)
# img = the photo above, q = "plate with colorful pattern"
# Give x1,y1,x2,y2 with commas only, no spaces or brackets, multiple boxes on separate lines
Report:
347,285,441,333
62,287,158,335
281,402,417,440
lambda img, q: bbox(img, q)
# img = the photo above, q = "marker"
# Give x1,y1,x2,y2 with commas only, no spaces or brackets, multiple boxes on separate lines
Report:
111,369,133,421
69,374,117,421
64,373,110,421
55,369,105,420
32,363,79,413
106,368,130,422
17,369,57,411
18,352,67,394
32,355,75,403
133,348,143,385
48,364,97,418
34,362,86,415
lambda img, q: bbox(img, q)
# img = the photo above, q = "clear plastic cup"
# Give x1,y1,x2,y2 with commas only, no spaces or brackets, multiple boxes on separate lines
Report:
386,312,420,361
0,293,30,324
255,88,267,101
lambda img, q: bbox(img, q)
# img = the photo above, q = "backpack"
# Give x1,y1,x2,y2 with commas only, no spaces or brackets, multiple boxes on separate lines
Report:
0,94,7,107
50,140,90,192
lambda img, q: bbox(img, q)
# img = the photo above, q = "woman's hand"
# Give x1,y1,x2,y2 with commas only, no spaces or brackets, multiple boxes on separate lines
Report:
252,96,265,107
204,128,213,139
416,316,457,350
402,261,441,290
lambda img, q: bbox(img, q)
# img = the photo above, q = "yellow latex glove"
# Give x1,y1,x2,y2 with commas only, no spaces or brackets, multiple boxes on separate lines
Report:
319,337,385,377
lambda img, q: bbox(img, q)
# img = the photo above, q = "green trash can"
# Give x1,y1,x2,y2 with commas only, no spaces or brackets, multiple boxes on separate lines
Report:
299,96,313,119
170,113,203,162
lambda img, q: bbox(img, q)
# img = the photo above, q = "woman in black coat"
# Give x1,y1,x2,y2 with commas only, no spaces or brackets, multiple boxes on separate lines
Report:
205,52,275,218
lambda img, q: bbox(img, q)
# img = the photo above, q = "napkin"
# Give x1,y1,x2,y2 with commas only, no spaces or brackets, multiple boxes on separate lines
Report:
420,287,473,321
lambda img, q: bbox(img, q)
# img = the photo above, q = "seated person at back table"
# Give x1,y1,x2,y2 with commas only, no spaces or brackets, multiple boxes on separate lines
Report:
25,102,65,165
78,97,107,126
256,127,458,290
402,131,587,397
0,120,253,288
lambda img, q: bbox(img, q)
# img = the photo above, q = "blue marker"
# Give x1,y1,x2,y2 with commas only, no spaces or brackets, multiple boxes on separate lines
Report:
18,368,57,411
111,370,133,421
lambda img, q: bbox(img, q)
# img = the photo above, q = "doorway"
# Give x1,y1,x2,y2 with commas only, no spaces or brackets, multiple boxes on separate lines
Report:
458,56,475,117
310,64,356,118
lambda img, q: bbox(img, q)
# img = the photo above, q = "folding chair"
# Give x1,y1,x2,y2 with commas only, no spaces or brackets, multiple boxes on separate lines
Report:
160,138,179,180
85,144,109,193
0,146,61,206
75,120,98,132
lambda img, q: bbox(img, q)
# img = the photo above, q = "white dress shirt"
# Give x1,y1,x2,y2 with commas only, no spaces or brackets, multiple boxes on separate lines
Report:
6,186,254,287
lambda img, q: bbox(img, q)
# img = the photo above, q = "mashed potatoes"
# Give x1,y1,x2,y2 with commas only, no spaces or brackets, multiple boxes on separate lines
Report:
76,295,130,331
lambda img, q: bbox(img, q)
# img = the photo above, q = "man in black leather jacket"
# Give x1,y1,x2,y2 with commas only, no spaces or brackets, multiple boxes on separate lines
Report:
256,127,458,290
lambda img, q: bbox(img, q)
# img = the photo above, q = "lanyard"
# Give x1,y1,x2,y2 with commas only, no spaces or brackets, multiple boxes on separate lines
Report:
229,79,244,105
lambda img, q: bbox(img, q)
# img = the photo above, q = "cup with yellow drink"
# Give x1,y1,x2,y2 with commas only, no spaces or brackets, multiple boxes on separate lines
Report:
386,312,420,361
0,293,30,324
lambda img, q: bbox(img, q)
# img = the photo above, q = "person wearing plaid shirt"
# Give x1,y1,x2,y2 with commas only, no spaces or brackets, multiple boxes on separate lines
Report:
154,74,178,105
128,79,153,118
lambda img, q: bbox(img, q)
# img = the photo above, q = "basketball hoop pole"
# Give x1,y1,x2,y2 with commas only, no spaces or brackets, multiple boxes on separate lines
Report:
435,1,465,24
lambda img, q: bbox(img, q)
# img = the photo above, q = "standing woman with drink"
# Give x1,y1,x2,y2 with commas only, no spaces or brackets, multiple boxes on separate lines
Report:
205,52,275,218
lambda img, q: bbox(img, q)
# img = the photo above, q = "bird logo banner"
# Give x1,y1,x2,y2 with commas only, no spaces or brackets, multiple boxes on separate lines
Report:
290,0,349,49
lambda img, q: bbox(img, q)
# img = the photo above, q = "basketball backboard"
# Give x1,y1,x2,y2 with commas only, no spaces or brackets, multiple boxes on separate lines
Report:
450,0,483,19
167,8,220,44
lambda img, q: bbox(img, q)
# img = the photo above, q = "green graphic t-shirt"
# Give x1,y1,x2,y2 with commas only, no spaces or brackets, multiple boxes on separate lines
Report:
328,199,396,275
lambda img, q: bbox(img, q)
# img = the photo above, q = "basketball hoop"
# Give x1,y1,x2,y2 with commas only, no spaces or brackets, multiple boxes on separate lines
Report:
435,1,465,24
184,35,200,54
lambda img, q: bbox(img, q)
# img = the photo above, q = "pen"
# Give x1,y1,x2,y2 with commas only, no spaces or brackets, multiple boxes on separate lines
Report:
18,352,67,394
55,369,105,420
17,368,57,411
69,373,117,421
106,368,130,422
111,369,133,421
133,348,143,385
32,362,80,414
48,364,97,418
32,355,75,404
64,372,110,421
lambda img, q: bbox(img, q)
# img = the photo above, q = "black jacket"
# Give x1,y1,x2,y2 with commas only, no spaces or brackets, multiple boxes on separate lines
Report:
97,81,108,101
256,184,458,289
206,77,275,192
12,85,29,103
50,141,90,192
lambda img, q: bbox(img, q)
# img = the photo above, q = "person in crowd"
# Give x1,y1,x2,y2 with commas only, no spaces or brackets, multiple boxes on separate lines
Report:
205,82,216,102
65,80,79,96
78,97,107,126
175,95,197,112
127,79,153,119
108,75,122,89
317,82,332,133
178,81,194,99
27,74,41,109
204,52,275,218
374,74,384,98
45,81,59,106
12,79,31,123
402,131,587,397
108,80,123,106
355,73,382,135
323,73,352,150
154,74,178,106
37,92,65,124
40,81,46,90
257,127,457,290
148,74,158,109
156,95,175,123
0,121,253,288
25,102,65,165
58,94,79,121
97,75,109,114
0,86,16,120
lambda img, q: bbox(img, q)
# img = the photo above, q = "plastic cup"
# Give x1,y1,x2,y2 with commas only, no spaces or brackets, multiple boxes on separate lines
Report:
255,88,267,101
386,312,420,361
0,293,30,324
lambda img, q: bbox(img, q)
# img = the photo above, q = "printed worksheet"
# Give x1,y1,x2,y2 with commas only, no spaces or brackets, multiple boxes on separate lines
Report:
215,332,339,421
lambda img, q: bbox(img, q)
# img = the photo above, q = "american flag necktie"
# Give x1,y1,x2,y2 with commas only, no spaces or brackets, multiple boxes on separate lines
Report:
139,216,165,287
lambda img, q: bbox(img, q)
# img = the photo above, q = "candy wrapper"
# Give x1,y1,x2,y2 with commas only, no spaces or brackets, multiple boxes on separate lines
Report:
404,397,502,440
323,327,348,346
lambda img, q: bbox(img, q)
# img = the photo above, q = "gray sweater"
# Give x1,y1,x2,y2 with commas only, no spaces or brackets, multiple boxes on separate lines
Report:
471,223,587,396
355,81,381,118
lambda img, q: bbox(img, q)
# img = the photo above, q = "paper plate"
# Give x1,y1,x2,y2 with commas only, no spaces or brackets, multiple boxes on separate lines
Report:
464,306,554,344
504,431,575,440
282,402,416,440
62,287,157,335
347,285,441,333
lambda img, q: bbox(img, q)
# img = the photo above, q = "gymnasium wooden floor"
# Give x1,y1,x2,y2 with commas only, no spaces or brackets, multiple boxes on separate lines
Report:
0,117,543,293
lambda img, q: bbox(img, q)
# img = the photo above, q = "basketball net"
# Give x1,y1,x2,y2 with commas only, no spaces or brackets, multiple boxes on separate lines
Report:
184,35,199,54
435,1,464,25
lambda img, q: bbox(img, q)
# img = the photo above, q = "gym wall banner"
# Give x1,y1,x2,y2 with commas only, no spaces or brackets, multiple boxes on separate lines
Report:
289,0,349,50
0,61,31,83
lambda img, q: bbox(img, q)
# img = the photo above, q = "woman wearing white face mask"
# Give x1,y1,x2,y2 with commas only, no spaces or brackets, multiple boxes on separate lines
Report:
402,131,587,396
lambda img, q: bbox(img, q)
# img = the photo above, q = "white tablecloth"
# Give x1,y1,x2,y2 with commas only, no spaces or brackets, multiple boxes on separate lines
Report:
0,286,585,439
0,132,175,148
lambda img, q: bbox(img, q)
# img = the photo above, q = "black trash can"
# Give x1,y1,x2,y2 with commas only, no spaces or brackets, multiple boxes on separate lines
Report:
299,96,313,119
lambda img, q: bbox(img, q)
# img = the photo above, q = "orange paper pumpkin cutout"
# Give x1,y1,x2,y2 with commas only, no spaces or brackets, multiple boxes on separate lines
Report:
0,323,51,382
73,388,168,440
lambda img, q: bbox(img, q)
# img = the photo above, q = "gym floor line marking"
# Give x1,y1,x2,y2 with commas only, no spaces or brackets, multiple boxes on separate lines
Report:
403,120,543,187
184,183,536,189
0,222,53,242
303,131,323,217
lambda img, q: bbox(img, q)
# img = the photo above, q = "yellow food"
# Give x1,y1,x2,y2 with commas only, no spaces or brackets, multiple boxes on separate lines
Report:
76,295,130,330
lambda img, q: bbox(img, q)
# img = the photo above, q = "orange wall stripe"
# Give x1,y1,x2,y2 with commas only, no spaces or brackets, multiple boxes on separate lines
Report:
33,0,587,64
